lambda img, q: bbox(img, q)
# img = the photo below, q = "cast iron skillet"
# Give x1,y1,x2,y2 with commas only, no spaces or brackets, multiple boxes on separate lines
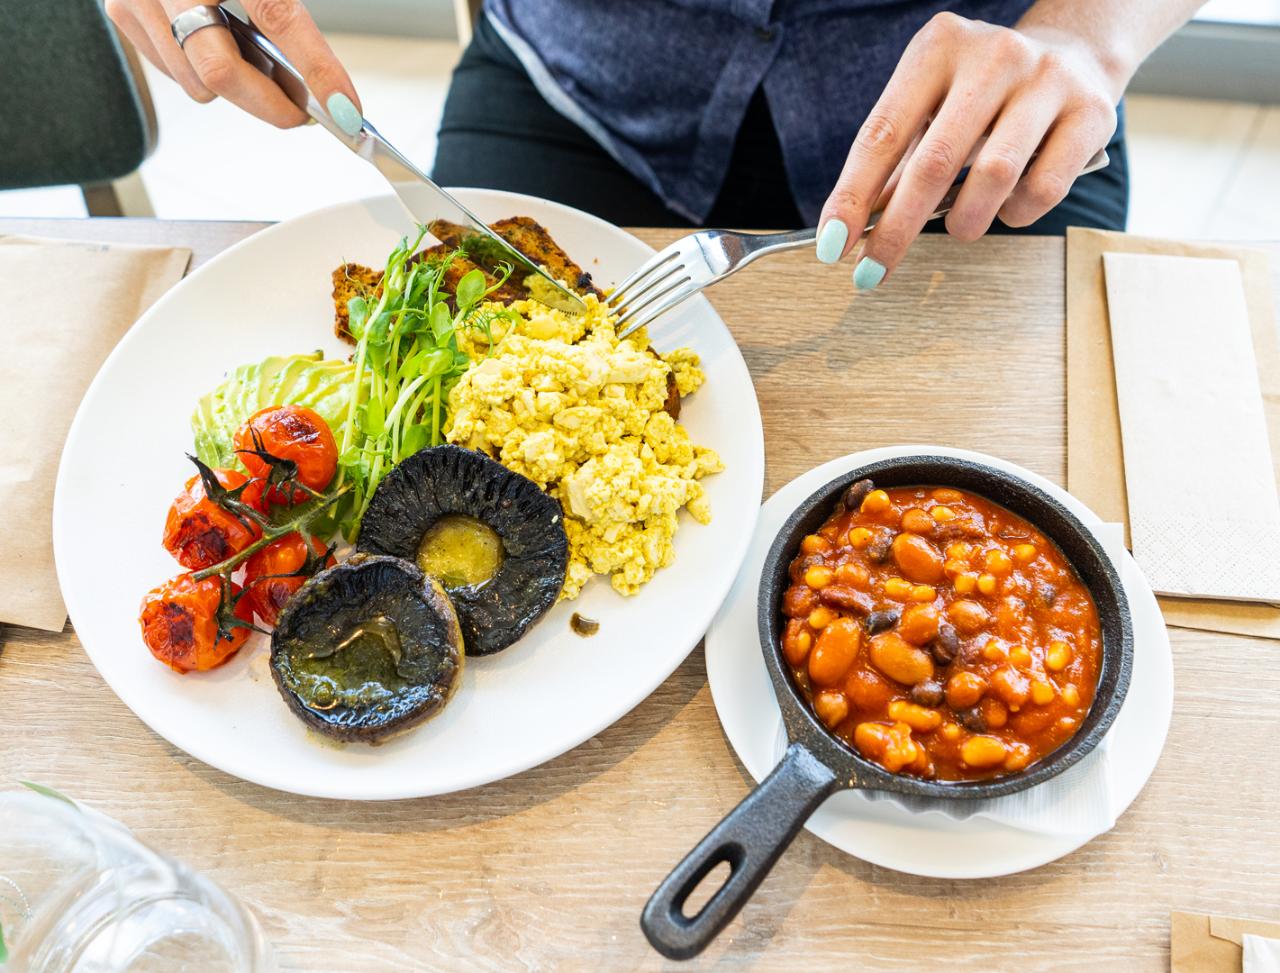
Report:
641,455,1133,960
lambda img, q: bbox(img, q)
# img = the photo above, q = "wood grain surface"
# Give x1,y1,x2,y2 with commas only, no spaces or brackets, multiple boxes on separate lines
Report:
2,218,1278,972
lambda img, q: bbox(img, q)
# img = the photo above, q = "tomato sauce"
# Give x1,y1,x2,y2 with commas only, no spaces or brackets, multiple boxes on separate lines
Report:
780,483,1101,781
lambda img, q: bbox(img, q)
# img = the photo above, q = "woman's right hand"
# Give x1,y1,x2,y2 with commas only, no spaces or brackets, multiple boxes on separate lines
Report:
106,0,363,133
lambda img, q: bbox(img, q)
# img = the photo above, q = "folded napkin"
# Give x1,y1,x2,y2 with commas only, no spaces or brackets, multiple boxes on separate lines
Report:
0,235,190,631
773,521,1126,837
1066,227,1280,640
1102,253,1280,604
1246,935,1280,973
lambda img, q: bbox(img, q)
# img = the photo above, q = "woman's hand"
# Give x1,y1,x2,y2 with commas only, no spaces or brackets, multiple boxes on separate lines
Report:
106,0,363,134
815,11,1128,289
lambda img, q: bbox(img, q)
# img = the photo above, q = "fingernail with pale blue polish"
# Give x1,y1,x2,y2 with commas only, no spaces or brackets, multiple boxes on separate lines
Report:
853,256,886,291
327,93,363,136
815,219,848,264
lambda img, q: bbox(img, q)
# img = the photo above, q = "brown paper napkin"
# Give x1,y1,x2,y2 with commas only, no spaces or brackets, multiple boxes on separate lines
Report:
1172,911,1280,973
1066,227,1280,641
0,234,191,632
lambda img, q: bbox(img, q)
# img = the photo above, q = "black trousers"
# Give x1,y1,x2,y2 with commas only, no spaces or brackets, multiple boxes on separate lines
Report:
433,15,1129,233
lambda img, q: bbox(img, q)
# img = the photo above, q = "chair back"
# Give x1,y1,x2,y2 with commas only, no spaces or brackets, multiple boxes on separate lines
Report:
0,0,156,191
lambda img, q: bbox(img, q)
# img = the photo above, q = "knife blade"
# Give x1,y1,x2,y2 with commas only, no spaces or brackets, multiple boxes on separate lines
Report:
222,11,586,314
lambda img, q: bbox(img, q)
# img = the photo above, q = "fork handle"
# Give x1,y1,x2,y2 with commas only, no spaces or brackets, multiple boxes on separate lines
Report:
739,191,953,258
743,146,1110,263
738,187,952,262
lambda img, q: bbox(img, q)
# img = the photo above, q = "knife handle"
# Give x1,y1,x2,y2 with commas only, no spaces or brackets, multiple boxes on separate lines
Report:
222,11,361,144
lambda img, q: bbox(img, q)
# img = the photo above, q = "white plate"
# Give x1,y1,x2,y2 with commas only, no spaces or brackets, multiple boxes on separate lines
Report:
705,445,1173,879
54,189,764,800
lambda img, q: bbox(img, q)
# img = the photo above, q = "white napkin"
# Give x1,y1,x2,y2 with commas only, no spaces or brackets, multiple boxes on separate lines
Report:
1245,935,1280,973
1103,253,1280,604
772,522,1127,837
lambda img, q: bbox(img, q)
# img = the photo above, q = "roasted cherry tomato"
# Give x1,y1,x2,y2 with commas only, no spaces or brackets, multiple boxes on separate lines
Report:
139,573,254,673
162,468,264,569
242,533,334,626
233,405,337,504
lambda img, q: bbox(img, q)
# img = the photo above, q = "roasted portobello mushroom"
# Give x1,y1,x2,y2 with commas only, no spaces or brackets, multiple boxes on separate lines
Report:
357,445,568,656
270,554,464,743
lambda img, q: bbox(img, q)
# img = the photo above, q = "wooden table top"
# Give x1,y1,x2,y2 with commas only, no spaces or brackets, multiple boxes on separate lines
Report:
3,217,1278,972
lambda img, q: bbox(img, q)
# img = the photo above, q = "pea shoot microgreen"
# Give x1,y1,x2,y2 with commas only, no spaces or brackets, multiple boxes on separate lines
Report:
18,780,77,808
332,226,517,539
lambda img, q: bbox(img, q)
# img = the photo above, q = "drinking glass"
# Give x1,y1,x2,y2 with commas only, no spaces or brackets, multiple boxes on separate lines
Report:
0,789,273,972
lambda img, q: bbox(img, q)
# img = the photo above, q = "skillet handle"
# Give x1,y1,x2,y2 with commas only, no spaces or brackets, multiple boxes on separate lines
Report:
640,742,841,960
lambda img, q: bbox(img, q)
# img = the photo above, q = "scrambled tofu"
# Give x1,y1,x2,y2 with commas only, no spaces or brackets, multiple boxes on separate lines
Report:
445,296,722,598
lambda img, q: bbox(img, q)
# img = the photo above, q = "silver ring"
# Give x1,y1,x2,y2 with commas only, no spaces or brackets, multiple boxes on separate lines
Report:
170,4,229,49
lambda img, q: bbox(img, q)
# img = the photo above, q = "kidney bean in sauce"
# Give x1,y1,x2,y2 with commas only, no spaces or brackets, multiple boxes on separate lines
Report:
780,484,1102,781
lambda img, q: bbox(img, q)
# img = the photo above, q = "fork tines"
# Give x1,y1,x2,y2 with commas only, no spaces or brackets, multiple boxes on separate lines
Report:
608,248,697,337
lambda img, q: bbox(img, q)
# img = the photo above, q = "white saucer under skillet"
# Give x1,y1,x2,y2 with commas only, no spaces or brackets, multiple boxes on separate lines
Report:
703,445,1173,880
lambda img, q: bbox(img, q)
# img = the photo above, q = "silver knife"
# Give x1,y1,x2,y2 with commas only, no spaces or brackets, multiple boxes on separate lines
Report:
222,11,586,314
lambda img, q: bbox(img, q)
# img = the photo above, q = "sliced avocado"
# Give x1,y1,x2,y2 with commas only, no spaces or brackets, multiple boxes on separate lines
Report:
191,353,356,470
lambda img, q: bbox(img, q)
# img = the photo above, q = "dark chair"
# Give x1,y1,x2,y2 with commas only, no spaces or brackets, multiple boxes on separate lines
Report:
0,0,157,215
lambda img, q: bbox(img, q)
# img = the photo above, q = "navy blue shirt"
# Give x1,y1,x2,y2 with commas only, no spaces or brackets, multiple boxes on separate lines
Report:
485,0,1036,224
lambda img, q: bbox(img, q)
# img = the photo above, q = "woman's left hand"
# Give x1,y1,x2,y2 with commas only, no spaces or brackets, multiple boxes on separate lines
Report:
815,11,1127,289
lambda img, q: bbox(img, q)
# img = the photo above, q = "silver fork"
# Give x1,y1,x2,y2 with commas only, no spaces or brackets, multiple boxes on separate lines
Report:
611,146,1110,337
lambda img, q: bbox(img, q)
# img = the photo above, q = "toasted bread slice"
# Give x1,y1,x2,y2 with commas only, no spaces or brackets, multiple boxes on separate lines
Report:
492,216,604,298
429,216,604,299
417,243,526,307
331,263,383,342
330,220,680,416
332,246,526,342
332,219,583,342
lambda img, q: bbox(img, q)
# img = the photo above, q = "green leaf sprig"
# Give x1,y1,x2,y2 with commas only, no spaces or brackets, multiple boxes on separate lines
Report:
333,227,517,539
18,780,77,808
185,456,349,641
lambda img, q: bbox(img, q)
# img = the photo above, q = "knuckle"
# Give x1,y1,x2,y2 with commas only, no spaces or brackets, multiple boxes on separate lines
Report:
973,146,1025,187
856,111,905,155
1059,105,1116,153
989,28,1030,64
1036,49,1067,76
265,102,308,129
999,200,1035,228
184,81,217,104
192,52,237,93
923,11,965,39
1025,171,1068,209
1077,92,1117,126
305,61,344,99
913,139,960,184
826,185,873,218
104,0,127,25
946,210,986,243
252,0,300,36
869,224,908,260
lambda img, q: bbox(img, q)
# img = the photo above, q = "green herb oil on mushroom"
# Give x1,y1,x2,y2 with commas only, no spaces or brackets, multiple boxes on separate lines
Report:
357,445,568,657
271,555,463,743
293,614,408,710
416,514,504,590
